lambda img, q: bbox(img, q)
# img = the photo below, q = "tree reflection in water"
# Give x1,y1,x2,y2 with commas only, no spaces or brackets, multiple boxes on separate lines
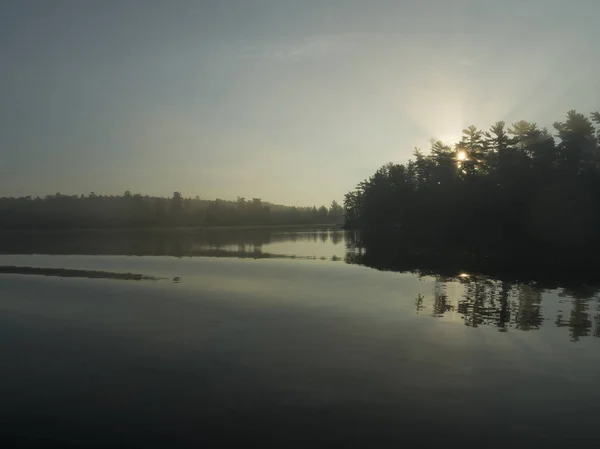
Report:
345,231,600,342
1,227,599,342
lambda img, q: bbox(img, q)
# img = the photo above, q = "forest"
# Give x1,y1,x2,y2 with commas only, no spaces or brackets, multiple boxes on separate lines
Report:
0,193,344,229
344,110,600,267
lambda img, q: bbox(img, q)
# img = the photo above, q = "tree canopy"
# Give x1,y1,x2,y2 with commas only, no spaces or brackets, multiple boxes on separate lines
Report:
344,110,600,265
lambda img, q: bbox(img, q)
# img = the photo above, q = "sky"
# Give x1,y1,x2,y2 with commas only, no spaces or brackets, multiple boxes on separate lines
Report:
1,0,599,206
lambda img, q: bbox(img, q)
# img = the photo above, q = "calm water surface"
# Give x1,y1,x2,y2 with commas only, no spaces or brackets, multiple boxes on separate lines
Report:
1,228,599,447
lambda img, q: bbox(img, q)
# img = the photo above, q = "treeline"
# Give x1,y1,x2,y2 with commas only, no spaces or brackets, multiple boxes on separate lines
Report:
344,110,600,261
0,193,344,229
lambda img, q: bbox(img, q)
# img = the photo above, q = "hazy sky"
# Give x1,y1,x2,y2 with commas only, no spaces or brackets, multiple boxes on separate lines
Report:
1,0,599,205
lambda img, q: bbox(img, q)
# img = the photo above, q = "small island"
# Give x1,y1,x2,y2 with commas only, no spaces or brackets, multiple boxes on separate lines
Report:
343,110,600,279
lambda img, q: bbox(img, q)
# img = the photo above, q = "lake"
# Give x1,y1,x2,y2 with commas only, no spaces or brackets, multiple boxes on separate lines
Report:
1,227,599,447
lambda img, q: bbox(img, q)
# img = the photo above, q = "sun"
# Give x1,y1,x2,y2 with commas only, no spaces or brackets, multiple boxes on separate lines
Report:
456,150,468,161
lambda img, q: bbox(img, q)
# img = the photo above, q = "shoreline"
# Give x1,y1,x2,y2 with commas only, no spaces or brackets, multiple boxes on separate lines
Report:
0,223,343,234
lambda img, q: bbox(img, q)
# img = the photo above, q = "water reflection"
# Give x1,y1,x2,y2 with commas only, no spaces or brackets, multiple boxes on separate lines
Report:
2,227,600,342
0,227,346,260
345,231,600,342
422,276,546,330
416,274,600,341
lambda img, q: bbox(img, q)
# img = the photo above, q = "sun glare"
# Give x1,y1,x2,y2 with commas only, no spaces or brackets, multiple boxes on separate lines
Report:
456,151,468,162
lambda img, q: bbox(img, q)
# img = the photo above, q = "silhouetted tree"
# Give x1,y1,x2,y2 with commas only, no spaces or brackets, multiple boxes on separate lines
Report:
169,191,183,224
344,109,600,268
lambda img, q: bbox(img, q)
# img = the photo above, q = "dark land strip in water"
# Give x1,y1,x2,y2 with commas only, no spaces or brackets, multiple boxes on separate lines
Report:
0,266,163,281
